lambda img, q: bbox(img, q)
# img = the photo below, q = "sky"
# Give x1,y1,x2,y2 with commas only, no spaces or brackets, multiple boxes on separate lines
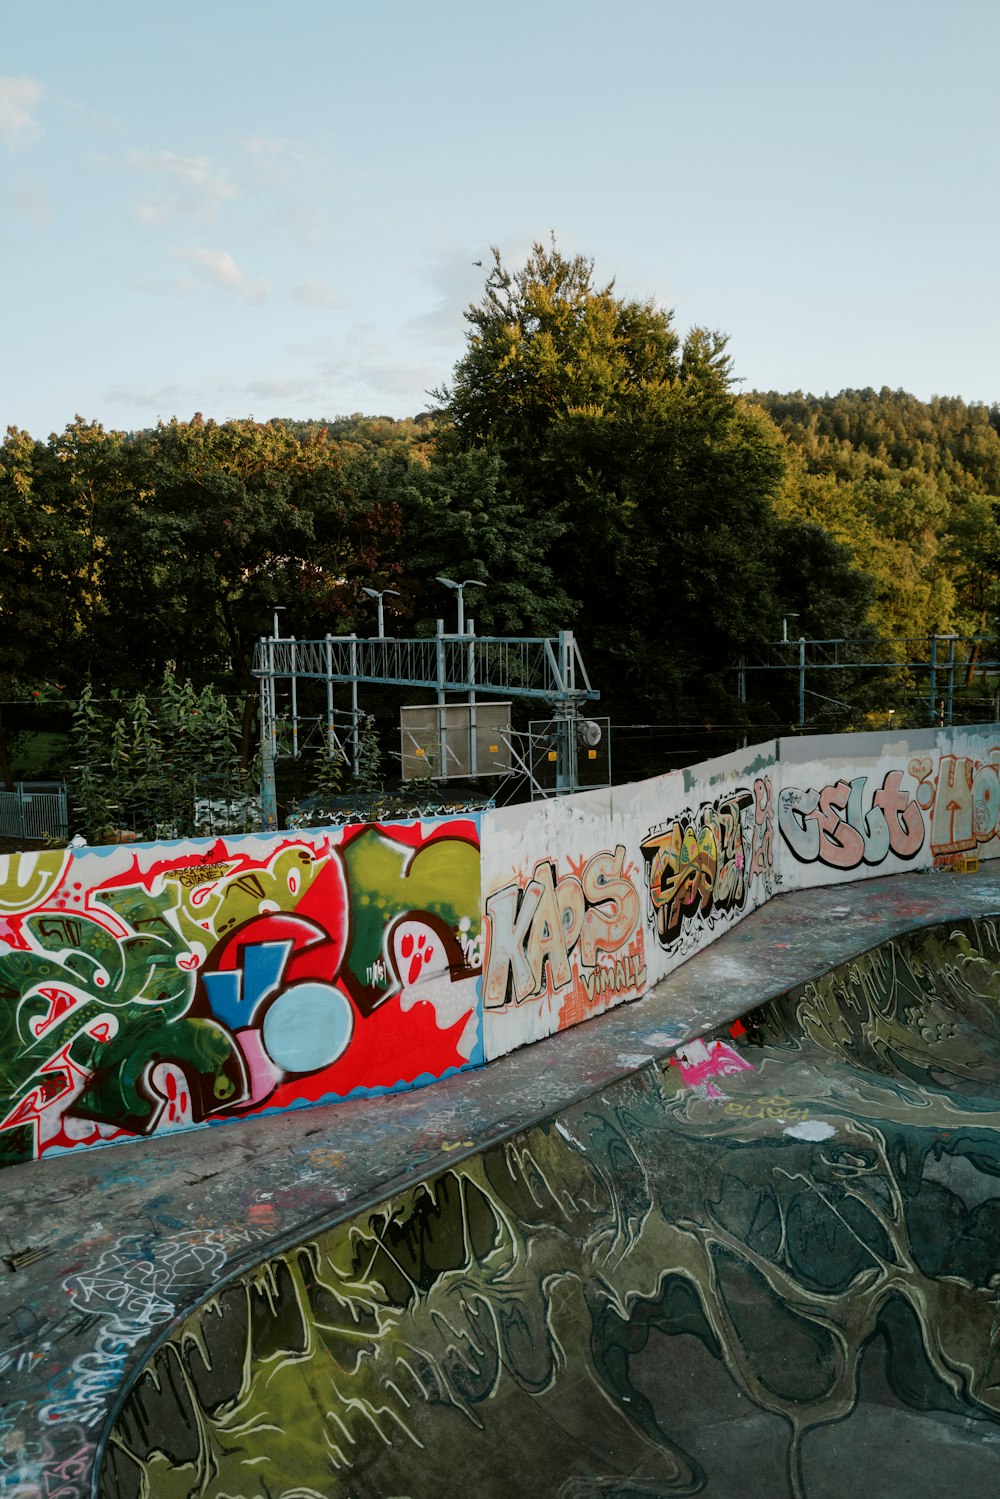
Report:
1,0,997,437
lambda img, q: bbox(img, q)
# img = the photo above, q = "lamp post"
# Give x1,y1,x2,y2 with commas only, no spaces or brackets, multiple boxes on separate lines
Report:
782,613,799,645
436,577,485,776
361,586,400,639
436,575,485,636
269,606,285,757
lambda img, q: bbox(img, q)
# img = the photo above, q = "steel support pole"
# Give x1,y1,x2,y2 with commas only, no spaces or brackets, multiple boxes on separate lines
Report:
798,636,806,729
555,631,580,796
349,635,359,776
929,635,938,724
467,616,477,777
259,635,278,829
290,637,299,759
325,635,335,759
436,618,446,777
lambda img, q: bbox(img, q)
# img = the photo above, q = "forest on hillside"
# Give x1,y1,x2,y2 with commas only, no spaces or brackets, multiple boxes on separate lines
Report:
3,241,999,814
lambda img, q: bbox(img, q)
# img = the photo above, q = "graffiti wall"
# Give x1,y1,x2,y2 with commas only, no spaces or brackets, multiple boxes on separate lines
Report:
640,773,777,957
482,727,1000,1059
0,819,483,1166
5,725,1000,1165
482,745,779,1059
776,727,1000,889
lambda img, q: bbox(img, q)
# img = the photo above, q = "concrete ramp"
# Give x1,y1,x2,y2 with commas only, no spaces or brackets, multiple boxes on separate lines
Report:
97,916,1000,1499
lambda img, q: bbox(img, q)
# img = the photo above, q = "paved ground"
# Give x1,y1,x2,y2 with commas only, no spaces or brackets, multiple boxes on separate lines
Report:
4,866,1000,1498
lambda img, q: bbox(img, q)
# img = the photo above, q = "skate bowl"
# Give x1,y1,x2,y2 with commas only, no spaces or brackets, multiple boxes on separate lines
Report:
95,913,1000,1499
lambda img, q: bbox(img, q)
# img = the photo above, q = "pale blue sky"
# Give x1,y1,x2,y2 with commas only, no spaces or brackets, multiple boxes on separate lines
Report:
2,0,997,436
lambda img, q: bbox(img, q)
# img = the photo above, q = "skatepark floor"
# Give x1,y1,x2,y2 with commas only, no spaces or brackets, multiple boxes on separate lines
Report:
5,865,1000,1499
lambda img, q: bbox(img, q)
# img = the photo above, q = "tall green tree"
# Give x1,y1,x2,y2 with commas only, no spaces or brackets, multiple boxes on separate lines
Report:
99,417,405,753
436,240,803,764
0,420,129,784
754,386,1000,645
399,448,573,635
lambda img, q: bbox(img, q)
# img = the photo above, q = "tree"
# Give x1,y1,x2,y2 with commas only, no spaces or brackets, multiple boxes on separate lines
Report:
398,448,573,635
99,417,406,759
0,420,128,785
752,386,1000,645
437,239,795,767
439,239,683,459
942,492,1000,683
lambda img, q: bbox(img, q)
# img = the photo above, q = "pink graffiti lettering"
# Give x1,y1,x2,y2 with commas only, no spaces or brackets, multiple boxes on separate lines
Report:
778,771,925,869
930,750,1000,855
749,775,774,882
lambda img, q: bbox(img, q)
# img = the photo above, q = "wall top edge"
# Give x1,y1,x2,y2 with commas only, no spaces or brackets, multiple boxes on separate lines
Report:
776,722,1000,767
21,811,482,862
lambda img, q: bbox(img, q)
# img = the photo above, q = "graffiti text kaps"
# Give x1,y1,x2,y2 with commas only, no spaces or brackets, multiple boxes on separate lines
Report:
484,846,640,1008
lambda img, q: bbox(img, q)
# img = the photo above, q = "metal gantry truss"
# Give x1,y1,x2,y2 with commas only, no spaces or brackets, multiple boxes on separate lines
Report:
737,633,1000,729
255,632,595,700
253,624,601,824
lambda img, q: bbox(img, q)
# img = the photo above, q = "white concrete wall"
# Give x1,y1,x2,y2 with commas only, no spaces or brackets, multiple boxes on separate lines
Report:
481,725,1000,1061
481,741,779,1060
775,726,1000,890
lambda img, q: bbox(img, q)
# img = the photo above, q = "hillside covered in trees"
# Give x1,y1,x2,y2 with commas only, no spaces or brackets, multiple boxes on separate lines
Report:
750,387,1000,648
3,241,999,796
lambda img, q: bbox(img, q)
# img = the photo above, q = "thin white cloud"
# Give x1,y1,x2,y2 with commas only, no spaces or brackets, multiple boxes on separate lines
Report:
103,380,191,417
61,97,127,139
292,279,342,309
0,77,44,150
106,314,448,424
313,324,441,402
276,204,326,248
243,133,313,187
6,181,51,226
173,247,268,303
129,149,236,222
407,245,493,345
7,183,50,226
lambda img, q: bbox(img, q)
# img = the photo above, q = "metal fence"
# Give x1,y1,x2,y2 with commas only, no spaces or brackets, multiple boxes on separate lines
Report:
0,782,69,844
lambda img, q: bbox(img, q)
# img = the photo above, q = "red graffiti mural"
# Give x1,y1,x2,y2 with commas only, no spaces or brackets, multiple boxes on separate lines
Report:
0,821,483,1165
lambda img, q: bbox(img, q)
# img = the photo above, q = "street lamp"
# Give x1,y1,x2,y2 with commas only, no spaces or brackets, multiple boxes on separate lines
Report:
361,585,400,639
782,613,799,645
436,575,485,635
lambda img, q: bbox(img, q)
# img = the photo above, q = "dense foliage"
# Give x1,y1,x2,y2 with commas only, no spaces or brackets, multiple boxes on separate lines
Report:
3,240,999,798
751,387,1000,647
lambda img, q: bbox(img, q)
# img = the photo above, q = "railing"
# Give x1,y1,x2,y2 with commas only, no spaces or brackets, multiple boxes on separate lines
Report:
252,632,598,702
0,782,68,844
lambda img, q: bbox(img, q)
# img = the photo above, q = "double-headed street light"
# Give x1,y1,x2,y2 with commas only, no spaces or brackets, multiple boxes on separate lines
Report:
361,585,400,639
436,575,485,635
